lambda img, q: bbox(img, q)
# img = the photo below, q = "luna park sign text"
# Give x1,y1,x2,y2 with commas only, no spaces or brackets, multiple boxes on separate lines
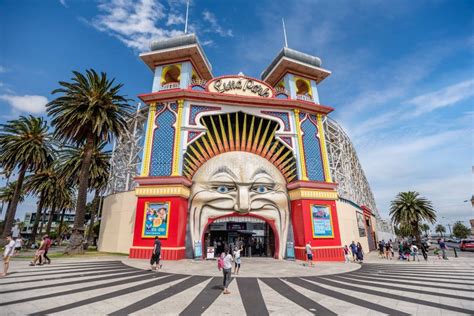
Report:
207,76,274,98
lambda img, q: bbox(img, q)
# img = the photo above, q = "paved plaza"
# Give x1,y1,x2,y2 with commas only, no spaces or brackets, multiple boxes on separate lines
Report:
1,255,473,315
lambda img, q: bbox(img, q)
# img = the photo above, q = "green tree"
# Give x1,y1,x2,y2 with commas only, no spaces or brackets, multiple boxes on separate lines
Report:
452,221,470,239
47,70,131,254
435,224,446,237
421,223,430,236
0,116,53,238
0,181,25,224
59,142,110,249
390,191,437,245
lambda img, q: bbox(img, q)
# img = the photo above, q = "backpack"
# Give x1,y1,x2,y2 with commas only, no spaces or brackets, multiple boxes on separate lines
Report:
217,256,224,270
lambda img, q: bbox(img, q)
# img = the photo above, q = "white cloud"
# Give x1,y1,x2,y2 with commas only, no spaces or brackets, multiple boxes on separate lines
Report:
59,0,68,8
0,94,48,114
86,1,231,51
0,65,6,73
166,13,184,26
406,79,474,117
202,10,233,37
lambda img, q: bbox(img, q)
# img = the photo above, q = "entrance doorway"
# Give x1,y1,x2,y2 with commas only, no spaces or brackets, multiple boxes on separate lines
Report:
203,216,275,258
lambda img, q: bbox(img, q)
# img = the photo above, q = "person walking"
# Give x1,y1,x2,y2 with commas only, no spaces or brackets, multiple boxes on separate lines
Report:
438,238,448,260
14,237,22,255
222,248,233,294
350,241,357,262
305,241,314,267
410,244,420,262
378,240,385,258
343,245,351,263
384,240,391,260
150,236,162,271
42,235,52,264
1,236,15,276
233,245,243,275
30,236,47,266
356,242,364,262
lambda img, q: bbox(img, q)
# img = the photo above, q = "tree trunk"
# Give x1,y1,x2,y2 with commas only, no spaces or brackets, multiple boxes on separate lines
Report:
2,166,27,238
0,201,11,235
413,222,421,246
65,136,94,255
38,211,46,237
85,190,100,249
29,192,45,244
45,202,57,236
57,207,67,245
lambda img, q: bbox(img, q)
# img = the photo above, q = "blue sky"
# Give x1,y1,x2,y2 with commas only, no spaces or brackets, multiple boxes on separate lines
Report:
0,0,473,229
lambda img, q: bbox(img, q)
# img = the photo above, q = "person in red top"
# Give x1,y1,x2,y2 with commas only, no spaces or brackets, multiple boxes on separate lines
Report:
42,235,52,264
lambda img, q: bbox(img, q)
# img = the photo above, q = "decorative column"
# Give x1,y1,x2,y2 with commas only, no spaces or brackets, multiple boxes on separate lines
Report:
316,114,333,183
141,103,157,176
294,109,309,181
172,100,184,176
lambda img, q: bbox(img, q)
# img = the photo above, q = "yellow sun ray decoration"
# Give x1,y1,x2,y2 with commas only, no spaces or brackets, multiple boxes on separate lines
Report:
184,112,297,182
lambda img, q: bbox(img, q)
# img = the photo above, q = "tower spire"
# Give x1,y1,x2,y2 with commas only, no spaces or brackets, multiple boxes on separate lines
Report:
184,0,190,34
282,18,288,48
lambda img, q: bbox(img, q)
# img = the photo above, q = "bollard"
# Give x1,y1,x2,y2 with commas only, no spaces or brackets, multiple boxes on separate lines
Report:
453,247,458,258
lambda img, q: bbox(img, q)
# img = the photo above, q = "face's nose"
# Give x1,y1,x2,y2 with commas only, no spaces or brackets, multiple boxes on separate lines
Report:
234,186,250,213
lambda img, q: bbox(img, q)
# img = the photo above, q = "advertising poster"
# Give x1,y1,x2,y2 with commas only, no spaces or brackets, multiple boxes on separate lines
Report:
356,212,367,237
142,202,170,238
311,205,334,238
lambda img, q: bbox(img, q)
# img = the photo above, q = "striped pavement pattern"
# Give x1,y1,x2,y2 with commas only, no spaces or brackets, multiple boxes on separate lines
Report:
0,260,473,315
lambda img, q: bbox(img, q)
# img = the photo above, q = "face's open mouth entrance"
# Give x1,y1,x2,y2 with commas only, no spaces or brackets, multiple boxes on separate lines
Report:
203,215,278,258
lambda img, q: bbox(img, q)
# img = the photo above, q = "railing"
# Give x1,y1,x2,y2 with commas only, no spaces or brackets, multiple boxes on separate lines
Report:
191,79,207,87
161,82,180,90
296,94,313,102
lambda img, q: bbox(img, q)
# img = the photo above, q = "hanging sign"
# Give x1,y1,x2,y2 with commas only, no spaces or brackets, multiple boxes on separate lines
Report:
142,202,170,238
311,205,334,238
207,76,274,98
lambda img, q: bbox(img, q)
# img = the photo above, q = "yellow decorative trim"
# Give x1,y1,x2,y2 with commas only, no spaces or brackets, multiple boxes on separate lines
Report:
141,103,157,176
294,246,340,250
161,64,182,84
131,246,186,250
171,100,184,176
317,114,333,183
135,185,190,198
288,188,338,201
294,109,309,180
294,76,313,97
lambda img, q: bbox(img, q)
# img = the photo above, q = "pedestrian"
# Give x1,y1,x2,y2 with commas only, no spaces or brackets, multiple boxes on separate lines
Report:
150,236,162,271
42,235,52,264
305,241,313,267
14,236,23,255
398,241,404,260
438,238,448,260
420,241,428,261
384,240,391,260
343,245,351,263
378,240,385,258
222,248,233,294
356,242,364,262
410,244,420,262
30,236,46,266
1,236,15,276
350,241,357,262
233,245,243,275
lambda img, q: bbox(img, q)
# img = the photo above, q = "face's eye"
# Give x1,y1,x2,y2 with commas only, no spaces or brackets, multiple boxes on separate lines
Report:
215,185,235,194
251,184,273,194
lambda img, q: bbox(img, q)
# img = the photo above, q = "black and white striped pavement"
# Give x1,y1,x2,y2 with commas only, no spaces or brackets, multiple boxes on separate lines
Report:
1,260,473,315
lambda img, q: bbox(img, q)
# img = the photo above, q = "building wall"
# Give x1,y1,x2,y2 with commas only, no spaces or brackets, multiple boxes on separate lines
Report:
97,191,137,254
336,200,369,252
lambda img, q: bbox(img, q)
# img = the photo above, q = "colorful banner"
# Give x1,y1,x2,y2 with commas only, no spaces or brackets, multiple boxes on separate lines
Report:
142,202,170,238
356,212,367,237
311,205,334,238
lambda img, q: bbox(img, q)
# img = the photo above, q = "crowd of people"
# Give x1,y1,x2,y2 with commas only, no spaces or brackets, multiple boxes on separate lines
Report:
212,236,266,258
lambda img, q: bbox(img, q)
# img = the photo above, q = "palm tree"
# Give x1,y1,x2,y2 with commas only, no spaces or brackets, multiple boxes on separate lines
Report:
59,142,111,249
390,191,437,245
421,223,430,236
43,174,71,236
0,181,25,223
435,224,446,237
47,70,130,254
0,116,53,238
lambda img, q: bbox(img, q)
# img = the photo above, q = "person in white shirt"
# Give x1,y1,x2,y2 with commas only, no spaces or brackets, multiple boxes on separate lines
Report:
410,244,420,262
14,237,22,255
233,246,243,275
305,241,314,267
2,236,15,277
222,249,233,294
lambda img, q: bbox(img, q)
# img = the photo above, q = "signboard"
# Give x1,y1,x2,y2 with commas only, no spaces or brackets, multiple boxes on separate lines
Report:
286,241,295,259
227,222,246,231
142,202,170,238
207,76,274,98
209,223,227,231
206,247,215,259
311,205,334,238
194,240,202,259
356,212,367,237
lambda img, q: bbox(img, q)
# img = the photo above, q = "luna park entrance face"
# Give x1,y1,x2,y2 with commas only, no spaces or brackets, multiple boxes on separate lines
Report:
204,216,276,258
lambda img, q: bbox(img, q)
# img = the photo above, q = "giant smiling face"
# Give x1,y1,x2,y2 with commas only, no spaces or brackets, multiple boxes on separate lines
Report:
189,151,290,259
